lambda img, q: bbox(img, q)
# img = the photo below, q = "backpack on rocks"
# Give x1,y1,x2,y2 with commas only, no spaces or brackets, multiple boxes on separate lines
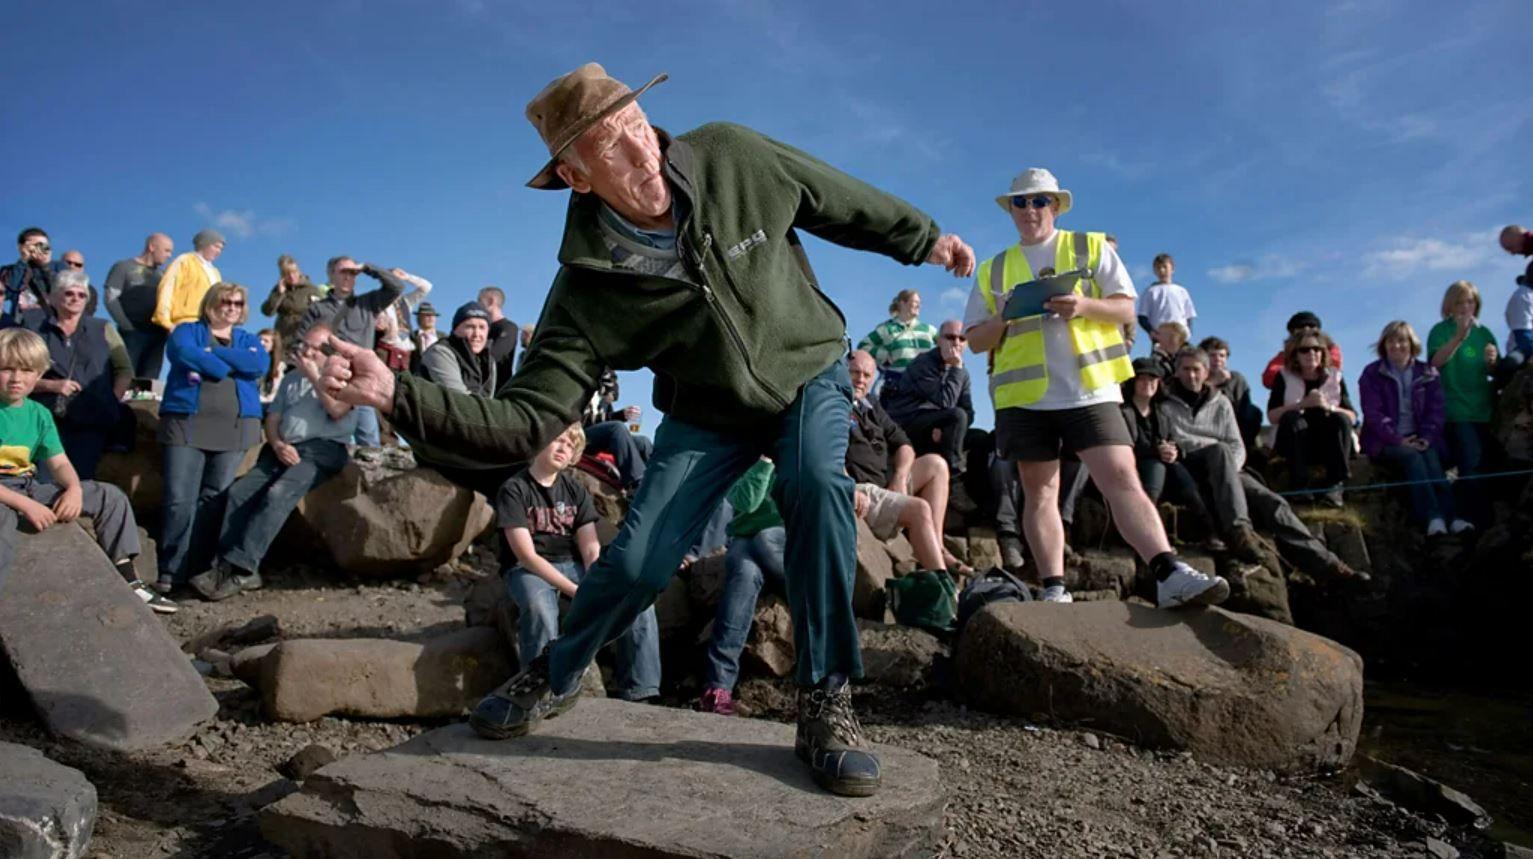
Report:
955,567,1032,640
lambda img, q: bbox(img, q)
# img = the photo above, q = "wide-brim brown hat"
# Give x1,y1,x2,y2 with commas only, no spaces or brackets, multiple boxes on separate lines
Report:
525,62,667,190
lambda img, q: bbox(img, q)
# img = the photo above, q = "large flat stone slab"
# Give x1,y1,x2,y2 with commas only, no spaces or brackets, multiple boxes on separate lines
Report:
0,740,97,858
262,697,943,858
956,601,1363,773
0,524,217,751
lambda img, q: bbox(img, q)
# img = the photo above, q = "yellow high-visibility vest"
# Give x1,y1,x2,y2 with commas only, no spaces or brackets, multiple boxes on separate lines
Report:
977,230,1132,409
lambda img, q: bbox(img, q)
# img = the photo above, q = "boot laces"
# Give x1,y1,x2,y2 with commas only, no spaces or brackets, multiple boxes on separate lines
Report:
805,684,867,746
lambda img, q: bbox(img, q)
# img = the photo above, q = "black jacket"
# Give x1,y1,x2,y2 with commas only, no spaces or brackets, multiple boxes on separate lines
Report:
880,346,974,427
847,397,910,485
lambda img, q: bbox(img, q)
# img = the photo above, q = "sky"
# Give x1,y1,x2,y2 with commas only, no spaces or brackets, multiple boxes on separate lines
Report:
5,0,1530,431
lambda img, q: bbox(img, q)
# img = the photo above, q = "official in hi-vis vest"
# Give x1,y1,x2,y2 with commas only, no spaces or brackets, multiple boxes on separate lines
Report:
963,168,1229,609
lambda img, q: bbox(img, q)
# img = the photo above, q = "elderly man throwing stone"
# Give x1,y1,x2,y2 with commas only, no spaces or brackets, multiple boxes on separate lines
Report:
320,63,974,797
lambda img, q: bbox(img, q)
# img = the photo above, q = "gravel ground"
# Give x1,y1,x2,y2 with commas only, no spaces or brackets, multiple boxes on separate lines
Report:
0,569,1508,858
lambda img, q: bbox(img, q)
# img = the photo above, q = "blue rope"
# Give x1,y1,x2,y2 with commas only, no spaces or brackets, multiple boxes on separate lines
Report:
1274,467,1533,497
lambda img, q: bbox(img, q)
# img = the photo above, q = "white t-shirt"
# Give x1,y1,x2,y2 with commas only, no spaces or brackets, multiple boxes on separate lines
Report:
1505,285,1533,334
1136,282,1197,332
964,230,1136,410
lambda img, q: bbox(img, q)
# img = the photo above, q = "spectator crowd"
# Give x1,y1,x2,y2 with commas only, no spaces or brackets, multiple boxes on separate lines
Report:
2,204,1530,726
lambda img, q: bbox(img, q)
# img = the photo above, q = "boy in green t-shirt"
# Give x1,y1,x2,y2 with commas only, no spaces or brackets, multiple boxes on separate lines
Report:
0,328,172,612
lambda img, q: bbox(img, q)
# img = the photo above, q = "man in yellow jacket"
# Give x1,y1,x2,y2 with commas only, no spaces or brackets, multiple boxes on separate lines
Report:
152,229,225,331
964,168,1228,609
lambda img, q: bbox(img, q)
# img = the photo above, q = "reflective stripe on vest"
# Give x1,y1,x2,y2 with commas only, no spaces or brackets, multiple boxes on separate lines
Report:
978,230,1133,409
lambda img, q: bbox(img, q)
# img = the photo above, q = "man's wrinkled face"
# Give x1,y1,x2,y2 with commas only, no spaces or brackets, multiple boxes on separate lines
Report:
1177,356,1208,392
560,103,671,226
62,251,84,270
848,353,877,400
418,313,437,331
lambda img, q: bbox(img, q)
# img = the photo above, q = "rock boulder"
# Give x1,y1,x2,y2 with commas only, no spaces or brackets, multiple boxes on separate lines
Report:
261,698,943,858
0,742,97,859
0,524,217,751
254,627,512,722
294,463,495,578
956,601,1363,773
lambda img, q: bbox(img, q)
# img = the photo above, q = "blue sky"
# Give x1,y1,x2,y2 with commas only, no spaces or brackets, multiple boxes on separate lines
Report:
6,0,1529,430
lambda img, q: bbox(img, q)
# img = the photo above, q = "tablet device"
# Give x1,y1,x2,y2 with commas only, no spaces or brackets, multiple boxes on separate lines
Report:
1001,268,1090,320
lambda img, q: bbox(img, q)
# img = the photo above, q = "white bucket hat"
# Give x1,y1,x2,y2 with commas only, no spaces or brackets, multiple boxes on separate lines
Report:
995,167,1072,216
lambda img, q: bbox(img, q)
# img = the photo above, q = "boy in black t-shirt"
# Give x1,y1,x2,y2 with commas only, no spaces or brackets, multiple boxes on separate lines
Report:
495,423,660,700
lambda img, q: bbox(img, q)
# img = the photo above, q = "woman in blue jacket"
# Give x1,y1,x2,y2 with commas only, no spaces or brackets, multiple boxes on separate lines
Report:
155,283,268,593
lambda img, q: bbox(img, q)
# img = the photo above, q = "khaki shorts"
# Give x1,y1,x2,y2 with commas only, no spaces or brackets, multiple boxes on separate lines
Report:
857,483,907,541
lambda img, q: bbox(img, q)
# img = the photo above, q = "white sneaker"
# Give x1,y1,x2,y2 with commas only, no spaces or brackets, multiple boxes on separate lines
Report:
133,583,179,615
1449,519,1475,535
1426,518,1447,536
1040,584,1073,603
1157,562,1230,609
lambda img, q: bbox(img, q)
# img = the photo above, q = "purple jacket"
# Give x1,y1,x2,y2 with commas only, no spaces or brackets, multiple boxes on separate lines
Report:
1358,358,1445,458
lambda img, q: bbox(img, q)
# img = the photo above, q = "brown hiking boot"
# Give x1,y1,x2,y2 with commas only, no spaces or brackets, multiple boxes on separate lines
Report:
1226,524,1266,564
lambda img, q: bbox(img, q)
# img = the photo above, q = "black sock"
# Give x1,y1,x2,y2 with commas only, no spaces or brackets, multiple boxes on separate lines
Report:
1042,576,1065,589
114,559,137,583
1149,551,1179,582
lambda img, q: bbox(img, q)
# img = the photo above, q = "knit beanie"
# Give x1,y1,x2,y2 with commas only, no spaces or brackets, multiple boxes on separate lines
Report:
193,229,226,250
1286,311,1321,332
452,301,491,330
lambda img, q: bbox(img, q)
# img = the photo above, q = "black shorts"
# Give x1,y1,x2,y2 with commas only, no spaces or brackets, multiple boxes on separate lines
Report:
995,402,1131,462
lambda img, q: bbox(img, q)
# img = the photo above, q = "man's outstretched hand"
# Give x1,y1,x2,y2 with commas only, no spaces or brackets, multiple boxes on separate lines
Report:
321,335,396,414
927,234,977,278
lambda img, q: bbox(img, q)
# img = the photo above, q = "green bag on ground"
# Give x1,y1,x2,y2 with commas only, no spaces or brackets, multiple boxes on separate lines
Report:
885,570,957,632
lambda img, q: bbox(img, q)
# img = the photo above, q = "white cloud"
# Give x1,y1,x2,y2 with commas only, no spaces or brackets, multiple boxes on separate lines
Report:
940,287,968,307
1363,234,1499,278
193,203,292,239
1206,255,1304,284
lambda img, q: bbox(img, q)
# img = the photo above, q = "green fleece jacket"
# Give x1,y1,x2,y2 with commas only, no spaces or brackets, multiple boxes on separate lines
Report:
393,122,941,464
726,459,783,538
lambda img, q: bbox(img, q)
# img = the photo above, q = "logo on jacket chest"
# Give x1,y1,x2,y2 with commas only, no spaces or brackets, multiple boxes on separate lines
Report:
725,230,767,260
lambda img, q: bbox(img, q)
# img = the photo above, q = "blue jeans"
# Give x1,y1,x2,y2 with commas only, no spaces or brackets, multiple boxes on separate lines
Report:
505,559,660,701
584,421,653,489
354,406,381,446
1444,421,1489,524
218,440,348,573
159,444,245,583
704,526,787,692
689,498,734,559
121,327,167,380
1374,444,1453,526
547,360,860,693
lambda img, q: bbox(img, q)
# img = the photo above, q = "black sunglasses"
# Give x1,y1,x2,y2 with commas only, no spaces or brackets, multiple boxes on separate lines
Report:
1010,195,1053,210
65,260,84,269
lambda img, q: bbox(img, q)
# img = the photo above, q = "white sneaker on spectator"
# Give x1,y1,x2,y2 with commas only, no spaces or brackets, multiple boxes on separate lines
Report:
1426,518,1447,536
1040,584,1073,603
133,584,178,614
1449,519,1475,535
1157,562,1230,609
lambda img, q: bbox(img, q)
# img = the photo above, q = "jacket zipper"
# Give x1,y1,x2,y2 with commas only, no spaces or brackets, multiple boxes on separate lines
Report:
678,231,791,410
